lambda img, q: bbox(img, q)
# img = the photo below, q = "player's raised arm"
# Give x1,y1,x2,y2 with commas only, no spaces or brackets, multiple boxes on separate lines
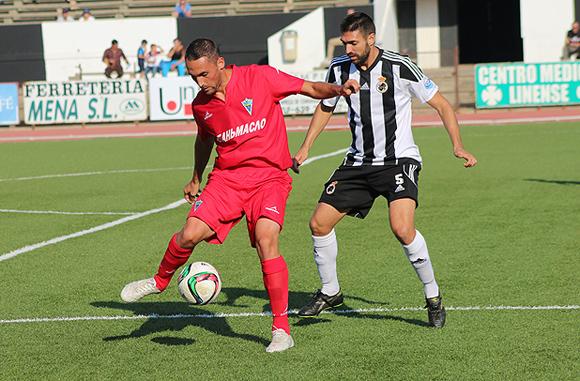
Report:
293,103,335,166
184,133,214,203
427,92,477,168
299,79,360,99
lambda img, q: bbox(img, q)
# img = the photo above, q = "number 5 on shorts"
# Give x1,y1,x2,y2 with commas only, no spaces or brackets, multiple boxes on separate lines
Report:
395,174,404,185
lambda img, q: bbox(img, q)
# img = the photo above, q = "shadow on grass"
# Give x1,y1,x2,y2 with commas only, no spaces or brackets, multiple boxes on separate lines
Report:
525,178,580,185
91,300,268,347
218,287,387,310
331,302,430,328
92,287,427,346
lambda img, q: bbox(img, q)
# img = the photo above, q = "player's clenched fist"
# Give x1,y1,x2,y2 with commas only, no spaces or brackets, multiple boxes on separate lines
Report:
340,79,360,96
183,180,201,204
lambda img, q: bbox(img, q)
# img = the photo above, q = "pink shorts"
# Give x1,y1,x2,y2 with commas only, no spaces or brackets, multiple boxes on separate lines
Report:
188,167,292,247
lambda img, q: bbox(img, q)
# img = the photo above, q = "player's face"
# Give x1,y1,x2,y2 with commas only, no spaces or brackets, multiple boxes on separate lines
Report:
341,30,375,66
186,56,225,96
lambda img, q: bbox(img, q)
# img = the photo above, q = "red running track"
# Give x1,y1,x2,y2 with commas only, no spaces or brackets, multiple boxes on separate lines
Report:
0,107,578,143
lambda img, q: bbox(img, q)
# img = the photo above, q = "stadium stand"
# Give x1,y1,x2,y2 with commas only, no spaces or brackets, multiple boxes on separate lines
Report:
0,0,370,23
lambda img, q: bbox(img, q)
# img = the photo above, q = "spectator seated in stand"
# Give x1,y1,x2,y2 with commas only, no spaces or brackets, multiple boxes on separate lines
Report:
145,44,164,78
172,0,192,18
103,39,129,79
563,21,580,60
56,7,75,22
161,38,186,77
79,8,95,22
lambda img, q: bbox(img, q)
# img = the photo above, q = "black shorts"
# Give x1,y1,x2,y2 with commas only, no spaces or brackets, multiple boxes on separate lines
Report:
318,159,421,219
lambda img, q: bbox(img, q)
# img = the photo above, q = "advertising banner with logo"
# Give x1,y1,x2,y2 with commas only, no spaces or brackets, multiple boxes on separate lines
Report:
23,79,147,125
149,77,199,121
475,62,580,108
0,83,19,126
280,70,349,115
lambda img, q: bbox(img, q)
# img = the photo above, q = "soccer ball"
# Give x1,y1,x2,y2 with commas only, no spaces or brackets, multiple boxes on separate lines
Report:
177,262,222,305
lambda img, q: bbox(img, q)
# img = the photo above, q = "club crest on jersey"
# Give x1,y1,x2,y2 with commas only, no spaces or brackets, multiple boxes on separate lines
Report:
376,76,388,94
326,181,338,195
194,200,203,211
241,98,253,115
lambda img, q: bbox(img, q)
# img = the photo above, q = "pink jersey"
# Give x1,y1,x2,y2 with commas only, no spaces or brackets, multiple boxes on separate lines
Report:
192,65,304,171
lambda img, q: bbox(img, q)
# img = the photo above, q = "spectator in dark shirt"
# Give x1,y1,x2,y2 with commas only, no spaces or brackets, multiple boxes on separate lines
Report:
564,21,580,60
161,38,186,77
102,40,129,79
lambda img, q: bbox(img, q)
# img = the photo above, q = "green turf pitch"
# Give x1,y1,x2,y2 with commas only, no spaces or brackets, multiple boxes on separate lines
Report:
0,122,578,380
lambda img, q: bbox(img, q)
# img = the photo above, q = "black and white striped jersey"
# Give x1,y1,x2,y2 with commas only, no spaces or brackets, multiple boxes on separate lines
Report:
323,49,438,166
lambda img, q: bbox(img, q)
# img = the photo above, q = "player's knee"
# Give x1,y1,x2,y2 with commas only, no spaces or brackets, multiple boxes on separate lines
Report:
391,224,415,244
309,217,332,236
254,234,276,253
178,227,204,248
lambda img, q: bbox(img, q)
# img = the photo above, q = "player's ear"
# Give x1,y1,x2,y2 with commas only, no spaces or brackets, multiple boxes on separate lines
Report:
367,32,375,47
217,56,225,70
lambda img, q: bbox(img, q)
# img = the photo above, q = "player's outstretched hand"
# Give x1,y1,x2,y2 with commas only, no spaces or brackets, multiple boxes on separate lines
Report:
183,180,201,204
290,158,300,174
340,79,360,96
292,147,309,174
292,146,308,173
454,147,478,168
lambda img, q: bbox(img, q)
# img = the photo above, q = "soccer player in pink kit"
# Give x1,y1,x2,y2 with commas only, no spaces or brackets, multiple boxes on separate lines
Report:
121,38,359,352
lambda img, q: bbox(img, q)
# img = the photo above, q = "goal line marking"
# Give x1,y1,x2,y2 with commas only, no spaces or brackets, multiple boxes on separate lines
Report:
0,148,346,263
0,305,577,325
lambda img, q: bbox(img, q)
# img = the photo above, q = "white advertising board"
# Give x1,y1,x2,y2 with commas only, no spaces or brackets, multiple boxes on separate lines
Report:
280,70,349,115
149,76,199,121
23,79,147,125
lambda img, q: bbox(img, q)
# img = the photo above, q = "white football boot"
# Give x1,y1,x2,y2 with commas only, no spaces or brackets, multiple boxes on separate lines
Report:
265,328,295,353
120,278,161,302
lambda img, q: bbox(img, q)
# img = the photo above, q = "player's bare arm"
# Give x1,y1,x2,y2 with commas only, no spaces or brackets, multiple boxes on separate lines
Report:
294,103,335,166
184,134,214,203
427,91,478,168
300,79,360,99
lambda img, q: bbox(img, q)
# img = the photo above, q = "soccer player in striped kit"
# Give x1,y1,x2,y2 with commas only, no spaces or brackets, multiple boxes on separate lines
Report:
120,38,359,352
294,12,477,327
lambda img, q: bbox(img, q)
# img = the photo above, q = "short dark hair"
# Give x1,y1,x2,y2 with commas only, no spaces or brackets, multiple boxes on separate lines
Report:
186,38,221,61
112,39,118,45
340,12,375,36
141,39,147,44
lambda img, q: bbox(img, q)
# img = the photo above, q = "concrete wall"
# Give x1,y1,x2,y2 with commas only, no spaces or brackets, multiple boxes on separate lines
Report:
374,0,399,51
520,0,575,62
42,18,177,81
267,7,325,72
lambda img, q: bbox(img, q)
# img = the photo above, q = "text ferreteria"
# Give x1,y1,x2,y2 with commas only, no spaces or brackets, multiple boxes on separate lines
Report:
24,80,145,98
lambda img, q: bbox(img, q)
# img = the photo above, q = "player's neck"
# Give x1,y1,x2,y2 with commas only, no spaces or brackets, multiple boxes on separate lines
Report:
214,67,232,102
360,46,380,71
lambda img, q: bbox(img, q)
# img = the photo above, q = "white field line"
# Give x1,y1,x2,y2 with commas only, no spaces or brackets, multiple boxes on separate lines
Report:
0,166,191,182
0,149,346,263
0,305,577,325
0,209,137,216
302,148,346,165
0,200,187,262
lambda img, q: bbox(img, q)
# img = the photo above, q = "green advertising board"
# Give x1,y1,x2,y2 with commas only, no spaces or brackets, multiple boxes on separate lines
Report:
475,62,580,108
